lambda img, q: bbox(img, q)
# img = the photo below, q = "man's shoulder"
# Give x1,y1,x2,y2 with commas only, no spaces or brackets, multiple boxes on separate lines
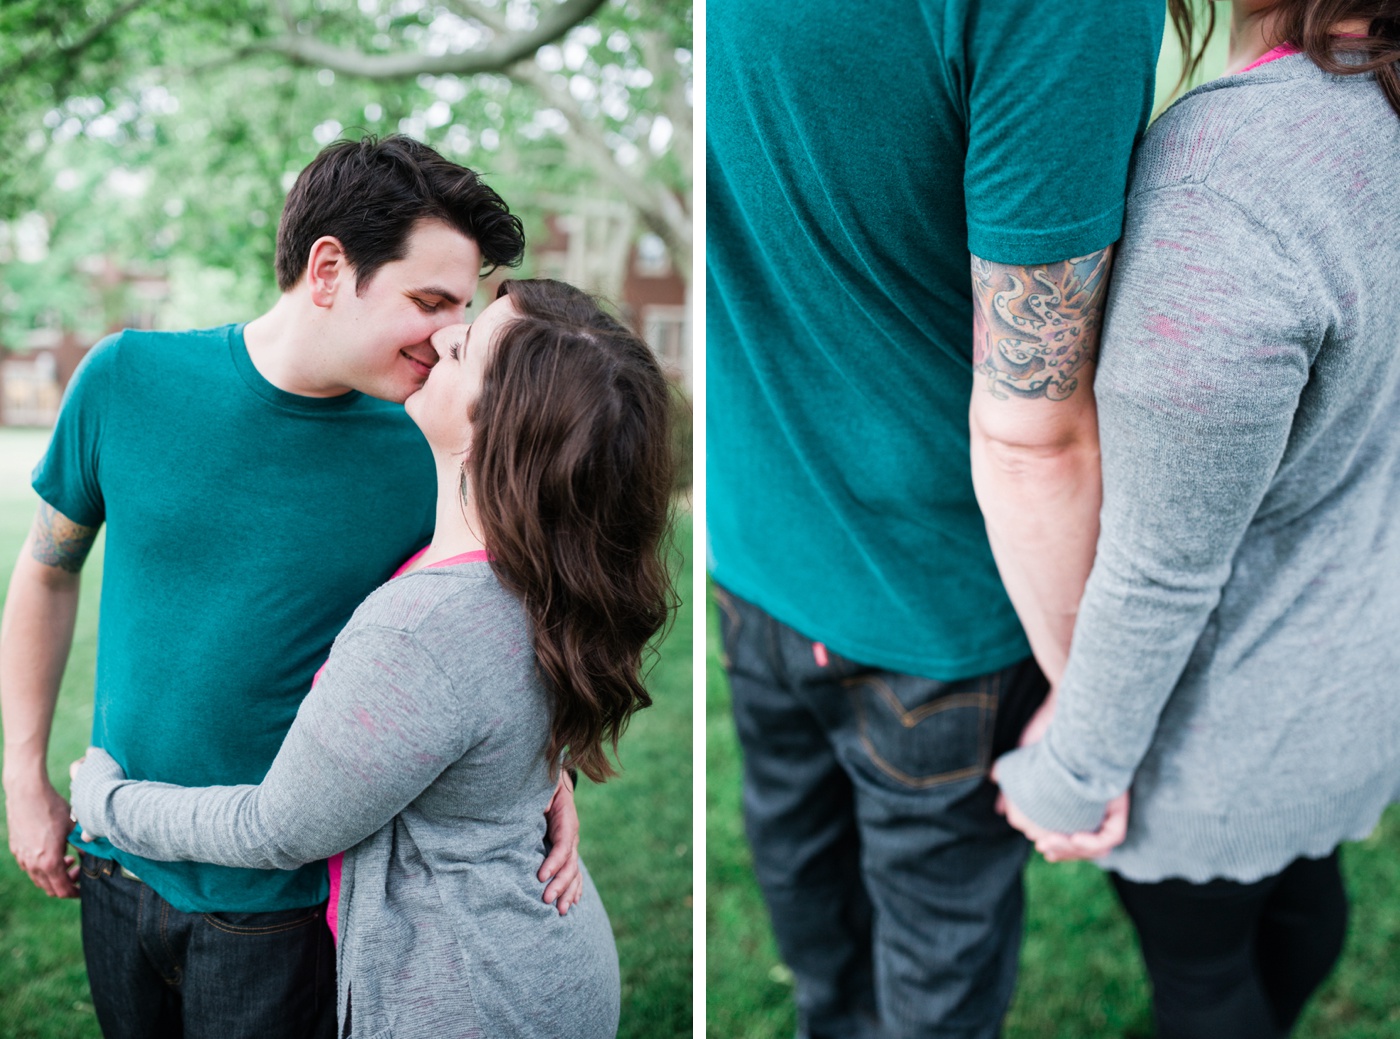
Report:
79,325,237,383
97,323,235,344
103,324,237,355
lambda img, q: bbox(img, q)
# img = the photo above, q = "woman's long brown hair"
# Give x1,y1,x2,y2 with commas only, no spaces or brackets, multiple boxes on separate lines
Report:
1167,0,1400,115
468,279,677,782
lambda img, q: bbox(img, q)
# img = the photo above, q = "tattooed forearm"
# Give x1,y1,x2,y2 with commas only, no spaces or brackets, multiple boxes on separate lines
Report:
971,246,1113,401
30,502,99,573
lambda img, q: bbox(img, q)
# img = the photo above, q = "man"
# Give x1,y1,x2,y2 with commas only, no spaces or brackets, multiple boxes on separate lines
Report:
707,3,1163,1036
1,135,581,1038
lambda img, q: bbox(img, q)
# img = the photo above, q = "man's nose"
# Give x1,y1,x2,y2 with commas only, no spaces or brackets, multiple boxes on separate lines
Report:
431,305,470,334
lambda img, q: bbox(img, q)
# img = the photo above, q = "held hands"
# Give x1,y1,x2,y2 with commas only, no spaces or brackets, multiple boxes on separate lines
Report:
989,685,1130,862
991,780,1130,862
539,769,584,915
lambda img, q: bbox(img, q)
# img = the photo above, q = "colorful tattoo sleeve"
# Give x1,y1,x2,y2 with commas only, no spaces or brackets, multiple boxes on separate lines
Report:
30,502,99,574
971,246,1113,401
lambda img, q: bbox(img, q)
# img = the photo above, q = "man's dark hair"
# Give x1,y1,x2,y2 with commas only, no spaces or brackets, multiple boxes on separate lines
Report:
274,135,526,294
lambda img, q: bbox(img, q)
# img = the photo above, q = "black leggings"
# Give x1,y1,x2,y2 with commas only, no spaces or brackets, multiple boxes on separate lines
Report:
1110,851,1347,1039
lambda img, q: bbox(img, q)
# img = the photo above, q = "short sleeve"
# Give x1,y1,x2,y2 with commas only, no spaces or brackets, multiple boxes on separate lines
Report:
31,334,117,527
962,0,1165,265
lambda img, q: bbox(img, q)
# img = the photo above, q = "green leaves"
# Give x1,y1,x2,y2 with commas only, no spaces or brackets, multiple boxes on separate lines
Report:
0,0,691,341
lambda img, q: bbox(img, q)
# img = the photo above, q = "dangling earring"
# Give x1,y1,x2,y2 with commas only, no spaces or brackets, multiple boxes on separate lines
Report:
458,460,470,508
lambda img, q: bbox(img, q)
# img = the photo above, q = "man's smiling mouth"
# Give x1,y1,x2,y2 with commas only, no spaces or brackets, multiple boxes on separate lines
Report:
402,350,436,377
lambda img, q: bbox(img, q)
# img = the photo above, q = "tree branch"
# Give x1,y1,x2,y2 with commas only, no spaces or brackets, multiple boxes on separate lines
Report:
449,1,691,273
441,0,502,30
637,29,690,183
247,0,607,79
274,0,297,32
2,0,152,80
508,60,690,279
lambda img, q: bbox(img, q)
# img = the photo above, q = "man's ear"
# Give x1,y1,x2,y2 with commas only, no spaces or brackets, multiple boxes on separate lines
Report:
306,236,352,308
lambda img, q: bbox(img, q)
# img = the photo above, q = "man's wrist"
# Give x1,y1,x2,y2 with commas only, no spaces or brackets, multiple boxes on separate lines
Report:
2,754,54,793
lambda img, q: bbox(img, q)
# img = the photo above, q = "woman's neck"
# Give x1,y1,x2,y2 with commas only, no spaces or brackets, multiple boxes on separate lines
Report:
410,458,488,571
1227,2,1371,73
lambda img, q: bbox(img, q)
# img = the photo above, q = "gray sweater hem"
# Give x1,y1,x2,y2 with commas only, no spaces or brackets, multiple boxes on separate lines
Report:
1099,781,1395,885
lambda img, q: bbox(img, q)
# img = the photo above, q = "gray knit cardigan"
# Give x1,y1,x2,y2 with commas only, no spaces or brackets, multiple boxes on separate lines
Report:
996,55,1400,883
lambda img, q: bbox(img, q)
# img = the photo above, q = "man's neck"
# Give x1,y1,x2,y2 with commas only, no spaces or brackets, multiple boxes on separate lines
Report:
243,293,353,398
1226,2,1371,73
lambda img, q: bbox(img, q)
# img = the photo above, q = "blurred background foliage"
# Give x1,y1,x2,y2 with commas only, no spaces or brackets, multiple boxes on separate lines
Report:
0,0,692,338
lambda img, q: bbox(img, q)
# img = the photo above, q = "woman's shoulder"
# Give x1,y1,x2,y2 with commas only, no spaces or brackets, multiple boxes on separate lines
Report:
345,563,515,630
1130,56,1370,198
339,565,538,695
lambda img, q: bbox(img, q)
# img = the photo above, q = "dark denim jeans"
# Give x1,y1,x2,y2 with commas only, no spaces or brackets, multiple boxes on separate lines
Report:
79,853,337,1039
715,586,1048,1039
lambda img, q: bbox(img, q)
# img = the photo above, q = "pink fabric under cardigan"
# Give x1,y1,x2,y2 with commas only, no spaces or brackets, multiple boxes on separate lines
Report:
1238,42,1302,73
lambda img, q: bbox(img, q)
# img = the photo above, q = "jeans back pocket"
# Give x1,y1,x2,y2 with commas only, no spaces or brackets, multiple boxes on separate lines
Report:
845,672,995,788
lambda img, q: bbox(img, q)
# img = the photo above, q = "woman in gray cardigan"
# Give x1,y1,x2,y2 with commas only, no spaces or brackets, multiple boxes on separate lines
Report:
71,279,677,1039
993,2,1400,1037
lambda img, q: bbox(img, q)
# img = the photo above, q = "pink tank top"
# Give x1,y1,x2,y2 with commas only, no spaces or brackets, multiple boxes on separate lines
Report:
1237,42,1302,73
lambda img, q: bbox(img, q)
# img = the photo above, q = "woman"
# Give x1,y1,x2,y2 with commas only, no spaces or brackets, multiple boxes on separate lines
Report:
71,279,676,1039
993,2,1400,1037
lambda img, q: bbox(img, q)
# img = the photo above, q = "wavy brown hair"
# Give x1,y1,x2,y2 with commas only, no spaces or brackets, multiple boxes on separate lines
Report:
468,279,677,782
1168,0,1400,115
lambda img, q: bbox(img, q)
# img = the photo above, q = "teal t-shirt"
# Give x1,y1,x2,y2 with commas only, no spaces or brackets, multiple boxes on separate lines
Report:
706,0,1165,680
34,325,436,912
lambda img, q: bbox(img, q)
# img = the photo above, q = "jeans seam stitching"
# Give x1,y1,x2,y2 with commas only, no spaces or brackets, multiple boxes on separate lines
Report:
199,911,320,936
854,675,993,727
159,900,181,987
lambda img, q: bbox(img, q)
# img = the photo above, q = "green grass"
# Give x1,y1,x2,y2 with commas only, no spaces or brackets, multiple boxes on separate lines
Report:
706,576,1400,1038
0,429,692,1039
578,511,693,1038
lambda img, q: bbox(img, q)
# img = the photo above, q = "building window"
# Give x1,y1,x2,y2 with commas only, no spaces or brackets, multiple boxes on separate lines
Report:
642,304,690,385
2,352,61,427
635,233,672,278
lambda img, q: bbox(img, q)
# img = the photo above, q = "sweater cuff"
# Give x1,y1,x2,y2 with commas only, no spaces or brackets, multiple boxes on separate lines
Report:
70,747,127,840
993,739,1111,835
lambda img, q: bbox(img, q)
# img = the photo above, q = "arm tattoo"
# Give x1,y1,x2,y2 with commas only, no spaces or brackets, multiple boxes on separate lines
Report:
30,502,99,573
971,246,1113,401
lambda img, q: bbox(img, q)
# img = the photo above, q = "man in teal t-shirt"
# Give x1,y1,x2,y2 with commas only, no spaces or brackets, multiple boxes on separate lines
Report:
0,137,580,1039
709,2,1164,1035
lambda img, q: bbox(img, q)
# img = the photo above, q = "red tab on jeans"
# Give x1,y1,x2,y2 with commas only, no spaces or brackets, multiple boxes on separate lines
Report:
813,642,829,667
